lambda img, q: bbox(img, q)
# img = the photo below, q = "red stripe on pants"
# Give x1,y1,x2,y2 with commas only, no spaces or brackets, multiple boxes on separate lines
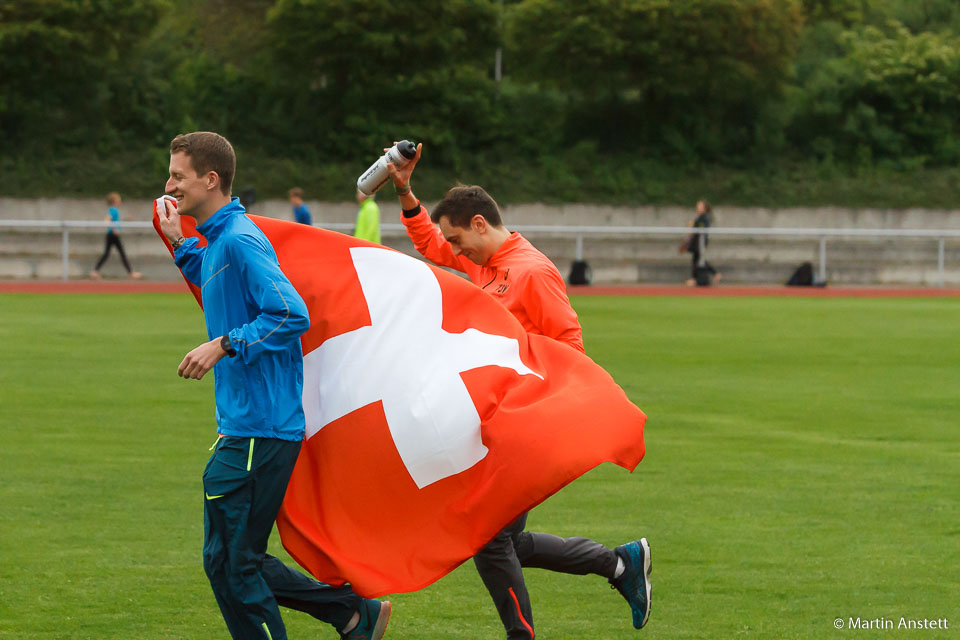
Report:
508,588,534,638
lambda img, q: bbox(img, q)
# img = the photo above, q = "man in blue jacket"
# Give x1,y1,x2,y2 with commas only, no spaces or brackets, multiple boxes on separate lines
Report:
156,131,390,640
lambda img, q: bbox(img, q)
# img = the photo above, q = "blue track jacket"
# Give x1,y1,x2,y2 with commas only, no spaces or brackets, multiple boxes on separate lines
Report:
174,198,309,441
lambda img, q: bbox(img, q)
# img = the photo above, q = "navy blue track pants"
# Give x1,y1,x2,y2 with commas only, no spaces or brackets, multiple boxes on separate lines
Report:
202,436,360,639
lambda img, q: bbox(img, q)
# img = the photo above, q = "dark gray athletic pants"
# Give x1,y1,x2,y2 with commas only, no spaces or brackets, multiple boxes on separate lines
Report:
473,512,618,639
202,436,361,640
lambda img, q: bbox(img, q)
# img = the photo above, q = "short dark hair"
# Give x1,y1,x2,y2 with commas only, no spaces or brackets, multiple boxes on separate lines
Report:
169,132,236,196
288,187,303,199
431,185,503,228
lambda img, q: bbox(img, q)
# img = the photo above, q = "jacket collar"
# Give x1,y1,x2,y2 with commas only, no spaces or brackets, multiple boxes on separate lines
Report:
486,231,524,267
197,197,245,243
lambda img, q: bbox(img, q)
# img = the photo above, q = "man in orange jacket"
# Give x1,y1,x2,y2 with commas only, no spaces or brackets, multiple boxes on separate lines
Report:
387,144,652,638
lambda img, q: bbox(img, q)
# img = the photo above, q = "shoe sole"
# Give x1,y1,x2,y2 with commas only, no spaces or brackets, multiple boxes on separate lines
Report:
638,538,652,629
372,600,391,640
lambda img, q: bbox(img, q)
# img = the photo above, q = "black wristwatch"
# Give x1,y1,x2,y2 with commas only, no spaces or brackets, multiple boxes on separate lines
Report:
220,334,237,358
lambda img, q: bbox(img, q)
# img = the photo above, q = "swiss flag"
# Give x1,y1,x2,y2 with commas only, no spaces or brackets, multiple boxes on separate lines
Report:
154,209,646,598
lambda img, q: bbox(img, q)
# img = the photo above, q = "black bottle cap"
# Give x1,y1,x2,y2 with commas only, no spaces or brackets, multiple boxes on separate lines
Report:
397,140,417,160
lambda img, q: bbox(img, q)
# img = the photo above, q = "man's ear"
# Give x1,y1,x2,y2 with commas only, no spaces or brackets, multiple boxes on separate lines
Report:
471,214,488,233
206,171,221,193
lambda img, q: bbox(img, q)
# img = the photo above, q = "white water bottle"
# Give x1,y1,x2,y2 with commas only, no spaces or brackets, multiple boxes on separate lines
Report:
357,140,417,196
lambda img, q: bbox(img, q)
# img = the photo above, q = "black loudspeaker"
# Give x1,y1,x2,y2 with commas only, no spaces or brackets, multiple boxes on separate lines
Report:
786,262,814,286
568,260,592,285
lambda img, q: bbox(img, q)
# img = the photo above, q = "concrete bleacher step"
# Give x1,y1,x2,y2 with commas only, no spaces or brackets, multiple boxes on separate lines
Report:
4,196,959,285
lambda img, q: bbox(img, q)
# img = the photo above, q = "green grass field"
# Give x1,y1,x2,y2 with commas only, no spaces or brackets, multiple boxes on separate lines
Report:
1,293,957,639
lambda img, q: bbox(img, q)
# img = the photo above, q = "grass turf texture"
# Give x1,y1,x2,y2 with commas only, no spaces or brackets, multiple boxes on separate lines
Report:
0,293,957,639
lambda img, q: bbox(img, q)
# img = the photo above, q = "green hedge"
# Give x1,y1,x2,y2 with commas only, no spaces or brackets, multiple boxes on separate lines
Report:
3,148,958,209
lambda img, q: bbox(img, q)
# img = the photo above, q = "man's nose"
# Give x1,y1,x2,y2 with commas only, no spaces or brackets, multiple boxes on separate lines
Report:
164,178,176,194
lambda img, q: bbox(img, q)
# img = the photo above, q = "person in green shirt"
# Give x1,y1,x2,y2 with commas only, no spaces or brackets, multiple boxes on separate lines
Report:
353,189,381,244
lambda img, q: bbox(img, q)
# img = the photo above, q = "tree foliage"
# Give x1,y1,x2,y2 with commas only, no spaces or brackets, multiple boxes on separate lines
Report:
263,0,499,161
1,0,960,203
0,0,166,148
506,0,804,158
791,20,960,165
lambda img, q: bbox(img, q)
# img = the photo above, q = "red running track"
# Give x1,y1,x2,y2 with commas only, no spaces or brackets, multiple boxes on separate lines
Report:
2,280,959,297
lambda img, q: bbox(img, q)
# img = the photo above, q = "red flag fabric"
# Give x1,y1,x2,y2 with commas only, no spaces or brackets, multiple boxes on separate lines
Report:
154,210,646,598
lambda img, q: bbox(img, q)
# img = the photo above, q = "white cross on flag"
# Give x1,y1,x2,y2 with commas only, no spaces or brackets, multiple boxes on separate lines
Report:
155,213,646,597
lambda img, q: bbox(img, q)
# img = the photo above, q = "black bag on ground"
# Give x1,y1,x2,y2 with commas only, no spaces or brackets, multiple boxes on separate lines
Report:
568,260,592,285
786,262,814,286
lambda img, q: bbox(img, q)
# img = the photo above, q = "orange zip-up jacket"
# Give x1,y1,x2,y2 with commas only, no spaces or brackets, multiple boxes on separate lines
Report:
403,205,584,353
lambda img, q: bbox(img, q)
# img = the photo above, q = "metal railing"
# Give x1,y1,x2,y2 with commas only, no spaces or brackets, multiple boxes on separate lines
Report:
505,224,960,287
2,219,959,285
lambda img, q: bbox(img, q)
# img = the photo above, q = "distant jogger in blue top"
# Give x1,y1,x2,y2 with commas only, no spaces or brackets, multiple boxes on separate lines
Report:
90,192,141,279
156,131,390,640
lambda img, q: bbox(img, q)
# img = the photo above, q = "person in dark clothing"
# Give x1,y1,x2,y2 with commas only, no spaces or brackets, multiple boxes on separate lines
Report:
681,199,721,286
90,192,142,279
